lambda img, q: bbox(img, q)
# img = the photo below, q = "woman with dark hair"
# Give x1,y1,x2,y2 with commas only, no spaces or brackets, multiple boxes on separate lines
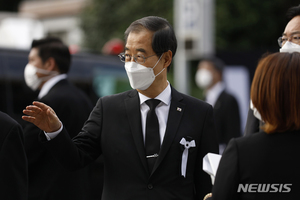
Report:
209,52,300,200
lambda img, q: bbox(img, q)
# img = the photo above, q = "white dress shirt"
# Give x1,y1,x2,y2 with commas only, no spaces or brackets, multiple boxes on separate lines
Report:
38,74,68,99
205,82,225,107
205,81,226,154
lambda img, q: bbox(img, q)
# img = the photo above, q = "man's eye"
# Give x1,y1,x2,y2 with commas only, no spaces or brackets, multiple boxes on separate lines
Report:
135,55,145,61
293,36,300,40
282,38,288,42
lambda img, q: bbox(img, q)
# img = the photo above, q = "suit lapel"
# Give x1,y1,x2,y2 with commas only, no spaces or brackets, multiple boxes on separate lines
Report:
124,90,149,173
152,87,185,174
214,90,225,111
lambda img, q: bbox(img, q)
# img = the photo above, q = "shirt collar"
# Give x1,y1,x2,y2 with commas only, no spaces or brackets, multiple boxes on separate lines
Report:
38,74,67,99
206,82,225,107
138,81,171,106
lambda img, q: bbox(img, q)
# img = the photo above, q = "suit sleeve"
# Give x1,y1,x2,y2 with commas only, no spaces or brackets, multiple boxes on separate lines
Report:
211,138,239,200
195,105,219,199
0,123,28,200
40,98,103,171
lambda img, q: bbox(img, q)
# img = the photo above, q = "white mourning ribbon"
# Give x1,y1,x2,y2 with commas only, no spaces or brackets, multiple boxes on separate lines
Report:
180,138,196,177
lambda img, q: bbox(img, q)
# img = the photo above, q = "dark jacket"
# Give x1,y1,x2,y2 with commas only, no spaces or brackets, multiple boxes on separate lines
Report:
0,111,28,200
213,90,241,144
41,87,219,200
212,130,300,200
24,79,96,200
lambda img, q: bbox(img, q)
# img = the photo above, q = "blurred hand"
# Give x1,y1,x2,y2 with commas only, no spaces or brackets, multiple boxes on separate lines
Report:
22,101,61,133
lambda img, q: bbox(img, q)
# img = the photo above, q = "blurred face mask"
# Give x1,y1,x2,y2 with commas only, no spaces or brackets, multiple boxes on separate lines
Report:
250,100,264,122
279,41,300,53
124,54,164,90
24,63,57,91
195,68,213,89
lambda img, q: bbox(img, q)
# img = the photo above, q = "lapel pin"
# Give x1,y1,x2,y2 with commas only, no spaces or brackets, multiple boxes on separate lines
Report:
177,107,182,112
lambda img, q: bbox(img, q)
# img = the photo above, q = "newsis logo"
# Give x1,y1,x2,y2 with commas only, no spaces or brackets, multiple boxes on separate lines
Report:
237,183,292,193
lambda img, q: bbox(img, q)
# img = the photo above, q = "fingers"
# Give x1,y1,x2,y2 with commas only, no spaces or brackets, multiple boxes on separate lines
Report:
22,101,62,133
23,101,52,117
22,105,43,124
23,105,43,114
33,101,51,112
22,115,35,123
22,102,48,124
32,101,58,117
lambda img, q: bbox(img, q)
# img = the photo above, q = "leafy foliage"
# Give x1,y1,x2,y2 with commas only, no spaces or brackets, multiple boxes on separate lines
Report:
215,0,300,51
81,0,300,53
79,0,300,99
80,0,174,53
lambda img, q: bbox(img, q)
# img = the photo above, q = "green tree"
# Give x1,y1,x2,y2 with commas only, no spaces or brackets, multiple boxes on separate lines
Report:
80,0,174,53
80,0,300,99
215,0,300,51
81,0,300,52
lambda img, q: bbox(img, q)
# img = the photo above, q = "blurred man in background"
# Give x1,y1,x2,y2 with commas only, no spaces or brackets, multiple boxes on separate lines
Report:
244,4,300,136
195,57,241,154
23,37,102,199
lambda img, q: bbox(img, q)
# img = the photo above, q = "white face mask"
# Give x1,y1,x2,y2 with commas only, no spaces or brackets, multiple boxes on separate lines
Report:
24,63,57,91
195,68,213,89
124,54,164,90
250,100,264,122
279,41,300,53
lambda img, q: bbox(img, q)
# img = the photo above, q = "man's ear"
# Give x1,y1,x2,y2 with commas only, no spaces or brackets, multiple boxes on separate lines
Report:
163,50,172,69
44,57,57,71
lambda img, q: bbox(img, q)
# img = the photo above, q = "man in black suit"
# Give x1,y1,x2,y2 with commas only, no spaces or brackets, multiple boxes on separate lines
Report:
23,16,218,200
244,4,300,136
195,57,241,154
0,111,27,200
23,37,100,199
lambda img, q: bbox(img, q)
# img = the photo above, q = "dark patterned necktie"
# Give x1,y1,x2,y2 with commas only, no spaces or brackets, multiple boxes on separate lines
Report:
145,99,161,172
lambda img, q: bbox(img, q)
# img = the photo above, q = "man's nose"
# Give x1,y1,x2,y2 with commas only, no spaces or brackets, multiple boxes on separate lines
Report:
130,56,135,62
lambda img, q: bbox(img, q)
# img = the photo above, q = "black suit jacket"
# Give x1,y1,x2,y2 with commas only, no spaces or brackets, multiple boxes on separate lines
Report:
212,130,300,200
0,111,28,200
41,86,219,200
24,79,96,200
213,90,241,144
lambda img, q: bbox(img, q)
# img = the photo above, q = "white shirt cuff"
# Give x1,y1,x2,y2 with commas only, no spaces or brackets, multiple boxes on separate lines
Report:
44,123,63,141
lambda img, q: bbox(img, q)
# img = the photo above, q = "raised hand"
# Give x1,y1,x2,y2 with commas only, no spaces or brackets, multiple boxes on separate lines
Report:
22,101,62,133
